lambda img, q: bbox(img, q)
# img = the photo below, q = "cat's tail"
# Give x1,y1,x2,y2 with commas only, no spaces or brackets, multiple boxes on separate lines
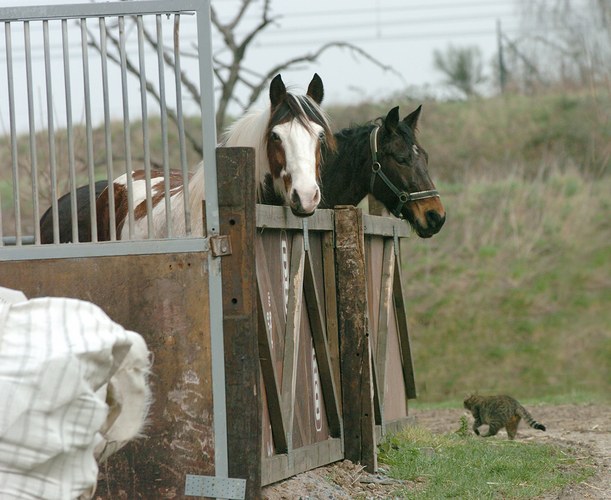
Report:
517,405,546,431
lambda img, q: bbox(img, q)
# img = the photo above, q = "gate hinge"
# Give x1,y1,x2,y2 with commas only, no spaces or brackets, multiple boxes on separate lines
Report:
185,474,246,499
209,234,232,257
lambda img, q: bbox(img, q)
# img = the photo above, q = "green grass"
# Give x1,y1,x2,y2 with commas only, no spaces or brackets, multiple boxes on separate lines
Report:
402,170,611,403
378,426,595,499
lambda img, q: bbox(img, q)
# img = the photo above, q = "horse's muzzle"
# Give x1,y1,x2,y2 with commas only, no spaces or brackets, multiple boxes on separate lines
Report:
415,210,446,238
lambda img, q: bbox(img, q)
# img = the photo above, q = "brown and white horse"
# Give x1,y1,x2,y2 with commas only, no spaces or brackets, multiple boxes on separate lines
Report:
94,73,334,241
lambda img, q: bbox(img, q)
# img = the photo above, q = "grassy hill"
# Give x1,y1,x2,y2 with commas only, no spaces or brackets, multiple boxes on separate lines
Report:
328,89,610,403
403,170,610,402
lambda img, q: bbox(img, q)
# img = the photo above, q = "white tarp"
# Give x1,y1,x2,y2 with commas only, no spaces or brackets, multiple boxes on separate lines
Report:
0,287,151,500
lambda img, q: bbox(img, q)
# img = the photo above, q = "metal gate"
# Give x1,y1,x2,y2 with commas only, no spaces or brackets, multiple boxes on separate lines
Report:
0,1,241,497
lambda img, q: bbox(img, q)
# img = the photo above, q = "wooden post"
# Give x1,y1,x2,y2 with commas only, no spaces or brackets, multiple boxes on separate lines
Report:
334,206,377,472
216,147,261,498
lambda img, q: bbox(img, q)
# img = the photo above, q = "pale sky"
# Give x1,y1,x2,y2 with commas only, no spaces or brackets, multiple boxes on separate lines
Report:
0,0,525,133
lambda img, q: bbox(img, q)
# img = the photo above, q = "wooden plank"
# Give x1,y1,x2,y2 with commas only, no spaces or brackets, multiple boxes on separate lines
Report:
280,233,305,454
303,250,342,437
217,147,261,498
371,352,383,426
261,438,343,486
362,213,411,237
393,251,417,400
256,205,334,231
321,231,341,397
0,252,212,497
255,239,288,454
334,206,377,473
375,238,395,415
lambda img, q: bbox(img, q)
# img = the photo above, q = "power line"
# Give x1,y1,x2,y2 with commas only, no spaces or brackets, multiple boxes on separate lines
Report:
250,28,523,49
237,0,520,20
250,12,520,37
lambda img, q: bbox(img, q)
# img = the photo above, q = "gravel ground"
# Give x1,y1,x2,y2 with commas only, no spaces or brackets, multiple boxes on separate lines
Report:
261,403,611,499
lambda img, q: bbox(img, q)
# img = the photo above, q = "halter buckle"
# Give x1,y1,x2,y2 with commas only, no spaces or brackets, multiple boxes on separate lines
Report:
372,161,382,173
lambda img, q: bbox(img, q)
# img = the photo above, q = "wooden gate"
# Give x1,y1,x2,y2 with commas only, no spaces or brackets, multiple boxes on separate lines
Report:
255,206,343,485
335,206,417,472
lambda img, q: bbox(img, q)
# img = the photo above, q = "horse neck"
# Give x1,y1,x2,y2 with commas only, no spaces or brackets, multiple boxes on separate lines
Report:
320,126,373,208
222,108,271,201
185,107,270,234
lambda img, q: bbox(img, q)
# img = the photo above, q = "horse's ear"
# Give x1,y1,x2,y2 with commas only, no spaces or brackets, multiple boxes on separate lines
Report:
270,74,287,108
403,105,422,131
306,73,324,104
384,106,400,133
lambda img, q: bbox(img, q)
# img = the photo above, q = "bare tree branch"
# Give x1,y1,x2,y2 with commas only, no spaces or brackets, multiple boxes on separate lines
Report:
237,42,404,114
87,2,399,145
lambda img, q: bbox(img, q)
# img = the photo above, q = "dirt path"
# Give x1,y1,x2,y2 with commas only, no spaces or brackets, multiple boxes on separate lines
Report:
262,403,610,499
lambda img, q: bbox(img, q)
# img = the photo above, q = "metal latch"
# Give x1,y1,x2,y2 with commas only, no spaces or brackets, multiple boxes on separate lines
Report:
185,474,246,499
209,235,232,257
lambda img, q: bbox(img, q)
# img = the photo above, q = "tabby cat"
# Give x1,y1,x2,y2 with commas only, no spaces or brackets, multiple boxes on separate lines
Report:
463,394,546,440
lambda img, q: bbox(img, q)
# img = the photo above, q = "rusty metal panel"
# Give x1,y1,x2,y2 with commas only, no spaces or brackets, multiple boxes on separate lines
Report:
0,252,213,498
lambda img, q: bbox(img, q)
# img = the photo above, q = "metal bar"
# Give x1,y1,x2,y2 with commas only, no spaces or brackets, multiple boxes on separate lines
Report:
2,236,35,246
0,237,209,261
80,18,98,242
0,0,203,22
118,15,135,239
62,19,79,243
137,15,154,239
3,21,17,246
44,20,60,244
174,13,190,235
156,14,172,237
195,0,229,483
99,17,116,241
184,475,246,500
24,20,37,247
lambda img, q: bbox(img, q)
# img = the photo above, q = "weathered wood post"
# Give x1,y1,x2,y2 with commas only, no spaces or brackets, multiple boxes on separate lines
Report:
217,147,261,498
334,206,377,472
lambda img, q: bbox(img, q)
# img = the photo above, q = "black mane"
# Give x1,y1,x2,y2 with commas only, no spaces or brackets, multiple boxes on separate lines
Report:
319,121,378,208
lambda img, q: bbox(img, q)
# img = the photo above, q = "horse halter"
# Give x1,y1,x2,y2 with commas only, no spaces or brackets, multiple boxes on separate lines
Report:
369,126,439,218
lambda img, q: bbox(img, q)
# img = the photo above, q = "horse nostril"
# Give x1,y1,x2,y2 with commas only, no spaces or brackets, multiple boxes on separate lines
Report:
426,210,445,228
291,190,302,209
312,188,320,204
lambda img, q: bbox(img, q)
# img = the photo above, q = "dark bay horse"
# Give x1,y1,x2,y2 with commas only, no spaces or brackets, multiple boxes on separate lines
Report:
320,105,445,238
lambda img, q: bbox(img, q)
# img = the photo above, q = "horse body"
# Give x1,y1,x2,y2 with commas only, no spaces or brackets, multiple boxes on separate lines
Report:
320,105,445,238
40,180,108,243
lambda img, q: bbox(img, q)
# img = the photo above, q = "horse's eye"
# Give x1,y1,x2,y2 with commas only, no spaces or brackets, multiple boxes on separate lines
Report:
270,132,281,142
396,155,410,164
318,131,325,141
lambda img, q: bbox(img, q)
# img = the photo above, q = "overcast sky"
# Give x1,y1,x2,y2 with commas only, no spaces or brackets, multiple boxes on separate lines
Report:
212,0,523,104
0,0,526,133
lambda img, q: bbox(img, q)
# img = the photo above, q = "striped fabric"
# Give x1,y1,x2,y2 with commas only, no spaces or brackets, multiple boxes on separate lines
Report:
0,287,151,500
